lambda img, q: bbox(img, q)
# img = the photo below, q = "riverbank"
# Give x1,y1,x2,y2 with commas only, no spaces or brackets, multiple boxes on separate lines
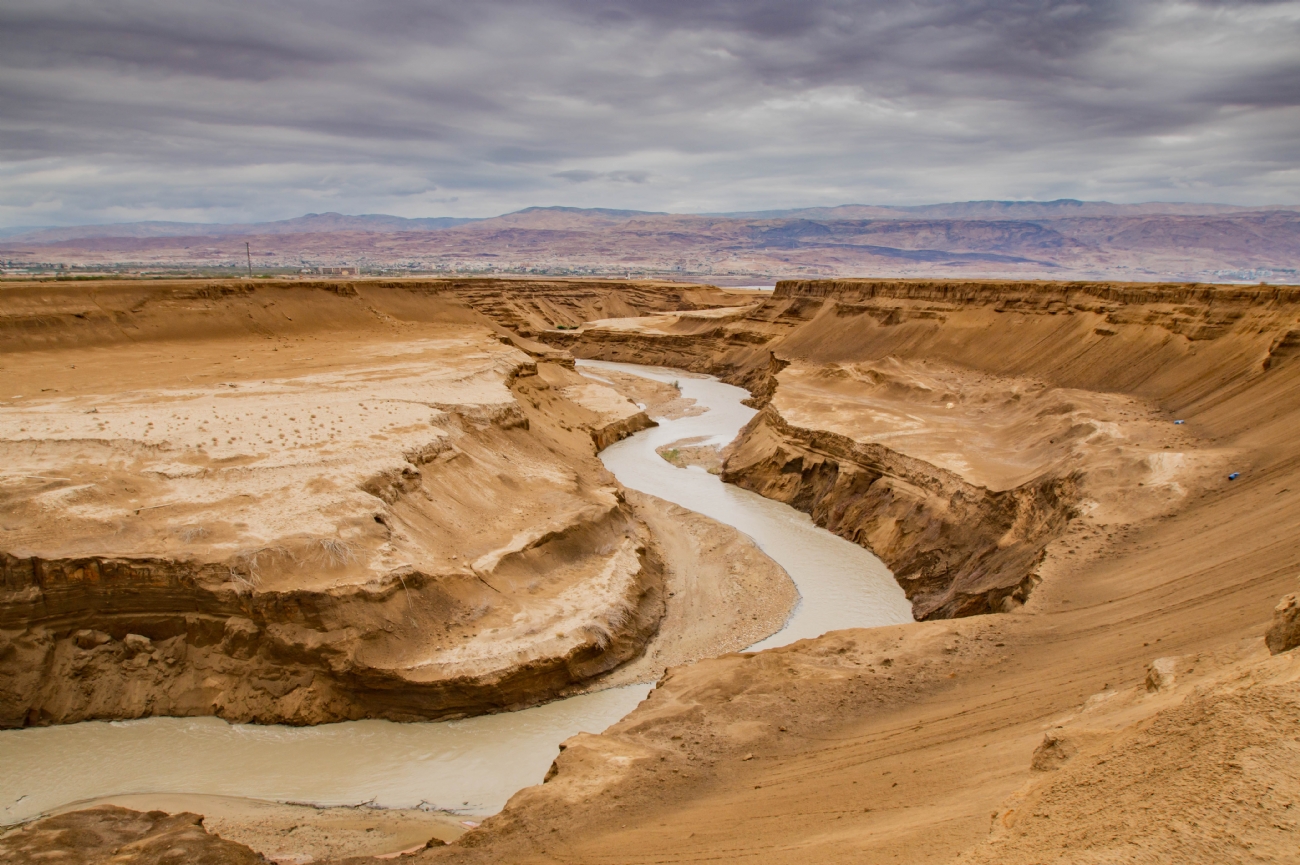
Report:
11,277,1300,863
412,278,1300,864
0,284,802,858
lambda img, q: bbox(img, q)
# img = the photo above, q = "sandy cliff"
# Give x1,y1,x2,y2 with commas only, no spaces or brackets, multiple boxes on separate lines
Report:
558,279,1288,618
14,276,1300,864
0,278,772,727
398,276,1300,864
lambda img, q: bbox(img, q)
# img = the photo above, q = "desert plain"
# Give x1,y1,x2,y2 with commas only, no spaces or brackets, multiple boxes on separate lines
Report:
2,275,1300,864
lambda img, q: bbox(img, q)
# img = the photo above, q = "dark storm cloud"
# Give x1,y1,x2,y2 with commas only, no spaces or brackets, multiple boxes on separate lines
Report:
0,0,1297,226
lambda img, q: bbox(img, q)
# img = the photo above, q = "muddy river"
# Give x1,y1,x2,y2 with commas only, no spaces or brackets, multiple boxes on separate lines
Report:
0,362,910,825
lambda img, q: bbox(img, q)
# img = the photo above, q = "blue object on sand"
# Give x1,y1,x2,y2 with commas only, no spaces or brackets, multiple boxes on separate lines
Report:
1228,472,1240,480
1174,420,1185,424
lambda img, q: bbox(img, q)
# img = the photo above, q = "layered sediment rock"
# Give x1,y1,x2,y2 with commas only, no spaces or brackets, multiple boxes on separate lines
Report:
0,501,662,726
551,278,1294,617
721,406,1078,618
0,280,681,727
0,805,269,864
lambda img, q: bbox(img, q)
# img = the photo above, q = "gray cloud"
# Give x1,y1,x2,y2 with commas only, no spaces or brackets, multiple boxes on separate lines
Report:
554,170,650,184
0,0,1297,226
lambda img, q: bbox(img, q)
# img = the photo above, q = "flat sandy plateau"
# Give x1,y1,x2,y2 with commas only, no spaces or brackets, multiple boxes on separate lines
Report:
8,276,1300,865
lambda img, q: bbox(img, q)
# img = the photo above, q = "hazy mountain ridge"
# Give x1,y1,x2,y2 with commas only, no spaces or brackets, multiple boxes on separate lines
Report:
6,213,477,243
16,200,1300,243
713,199,1300,220
4,201,1298,282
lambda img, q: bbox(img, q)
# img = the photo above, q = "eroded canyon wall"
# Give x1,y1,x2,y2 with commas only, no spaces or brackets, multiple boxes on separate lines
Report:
0,278,718,726
554,279,1300,618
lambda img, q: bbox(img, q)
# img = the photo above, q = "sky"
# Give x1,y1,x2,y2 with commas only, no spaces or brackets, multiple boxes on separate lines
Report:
1,0,1298,227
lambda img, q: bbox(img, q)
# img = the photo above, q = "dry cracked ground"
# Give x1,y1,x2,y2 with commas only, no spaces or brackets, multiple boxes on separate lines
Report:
3,276,1300,864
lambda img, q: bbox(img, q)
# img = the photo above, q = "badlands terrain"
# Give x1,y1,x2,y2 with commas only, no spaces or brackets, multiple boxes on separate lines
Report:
3,275,1300,863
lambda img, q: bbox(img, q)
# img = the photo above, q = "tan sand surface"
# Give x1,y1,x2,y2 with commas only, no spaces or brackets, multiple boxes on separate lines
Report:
411,278,1300,865
50,793,465,862
16,277,1300,865
0,279,763,728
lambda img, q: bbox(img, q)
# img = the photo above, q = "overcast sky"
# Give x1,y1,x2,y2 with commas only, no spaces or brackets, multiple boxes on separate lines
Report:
1,0,1297,227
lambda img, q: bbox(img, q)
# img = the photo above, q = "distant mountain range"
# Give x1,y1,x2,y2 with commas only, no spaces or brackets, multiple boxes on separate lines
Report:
711,199,1300,220
3,200,1298,283
3,213,477,243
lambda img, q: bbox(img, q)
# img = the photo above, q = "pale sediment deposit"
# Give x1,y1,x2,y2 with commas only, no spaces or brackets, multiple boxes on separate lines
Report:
8,276,1300,865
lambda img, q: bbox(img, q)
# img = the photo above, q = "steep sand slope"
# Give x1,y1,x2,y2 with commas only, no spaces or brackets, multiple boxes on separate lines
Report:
0,278,760,727
400,279,1300,864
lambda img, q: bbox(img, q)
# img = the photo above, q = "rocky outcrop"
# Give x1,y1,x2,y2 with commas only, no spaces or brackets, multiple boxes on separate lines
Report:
1265,592,1300,654
588,412,656,451
0,507,664,727
0,282,678,728
0,806,269,864
721,407,1079,619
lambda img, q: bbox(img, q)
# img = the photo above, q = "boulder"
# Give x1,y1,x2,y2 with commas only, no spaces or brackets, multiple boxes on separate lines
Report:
122,633,153,657
1031,730,1078,771
1265,592,1300,655
73,629,111,650
1145,657,1178,692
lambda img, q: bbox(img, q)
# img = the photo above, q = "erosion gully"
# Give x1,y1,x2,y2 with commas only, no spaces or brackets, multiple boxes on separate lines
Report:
0,361,910,825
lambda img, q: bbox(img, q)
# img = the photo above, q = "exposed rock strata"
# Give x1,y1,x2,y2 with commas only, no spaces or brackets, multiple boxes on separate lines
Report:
552,278,1293,617
721,406,1078,618
0,281,694,727
0,805,268,865
0,510,663,726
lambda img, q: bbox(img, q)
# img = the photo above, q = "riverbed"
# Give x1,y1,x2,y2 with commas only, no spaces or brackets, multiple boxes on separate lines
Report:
0,362,910,825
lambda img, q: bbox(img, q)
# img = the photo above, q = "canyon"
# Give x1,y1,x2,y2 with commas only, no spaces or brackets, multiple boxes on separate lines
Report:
0,278,786,729
3,275,1300,863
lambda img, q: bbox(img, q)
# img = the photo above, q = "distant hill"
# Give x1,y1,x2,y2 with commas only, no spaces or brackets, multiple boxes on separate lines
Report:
11,201,1299,243
3,202,1297,283
0,225,55,239
6,213,478,243
713,200,1300,221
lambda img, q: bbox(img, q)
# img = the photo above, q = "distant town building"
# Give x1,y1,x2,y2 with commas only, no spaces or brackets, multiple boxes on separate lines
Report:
301,266,358,276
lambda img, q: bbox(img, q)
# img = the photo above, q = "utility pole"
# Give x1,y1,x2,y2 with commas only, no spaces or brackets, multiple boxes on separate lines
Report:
246,242,253,278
